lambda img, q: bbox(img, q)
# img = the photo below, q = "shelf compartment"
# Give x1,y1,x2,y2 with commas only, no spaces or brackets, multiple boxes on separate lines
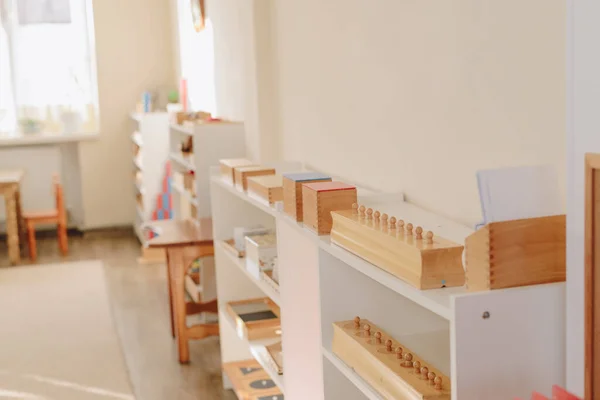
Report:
169,152,196,172
249,344,285,393
216,240,281,306
323,348,383,400
131,131,143,147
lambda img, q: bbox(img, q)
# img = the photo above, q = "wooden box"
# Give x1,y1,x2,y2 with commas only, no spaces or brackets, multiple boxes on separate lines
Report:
245,233,277,280
330,206,465,289
220,158,255,185
332,317,450,399
465,215,566,291
235,166,276,192
222,360,283,400
226,297,281,341
302,181,357,235
247,175,283,206
282,172,332,222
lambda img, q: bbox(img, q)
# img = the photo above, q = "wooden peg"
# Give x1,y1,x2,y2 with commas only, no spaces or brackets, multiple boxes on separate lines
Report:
401,353,413,367
426,231,434,244
352,203,358,214
366,208,373,220
363,324,371,336
389,216,397,229
395,347,403,359
374,331,382,343
428,371,436,384
374,211,381,221
420,366,429,380
359,205,366,216
354,316,361,327
397,219,405,230
406,223,413,234
413,360,421,373
434,376,442,390
415,226,423,239
385,339,393,352
381,213,388,225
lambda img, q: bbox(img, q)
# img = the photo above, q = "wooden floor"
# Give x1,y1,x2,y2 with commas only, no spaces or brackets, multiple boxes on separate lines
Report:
0,230,237,400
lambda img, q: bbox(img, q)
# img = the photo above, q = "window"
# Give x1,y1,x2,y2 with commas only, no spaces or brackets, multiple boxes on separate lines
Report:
0,0,98,134
176,0,216,115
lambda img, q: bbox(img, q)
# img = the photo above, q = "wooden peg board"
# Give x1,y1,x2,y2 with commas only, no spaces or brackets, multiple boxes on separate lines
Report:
332,319,450,399
330,208,464,289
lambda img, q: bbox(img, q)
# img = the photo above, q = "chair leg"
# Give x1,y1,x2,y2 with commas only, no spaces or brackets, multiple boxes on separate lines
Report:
26,221,37,262
57,223,68,256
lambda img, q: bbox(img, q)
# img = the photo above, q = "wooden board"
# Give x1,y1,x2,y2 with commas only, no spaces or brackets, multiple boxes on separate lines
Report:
586,153,600,400
330,207,464,289
146,218,213,248
332,318,450,399
465,215,566,291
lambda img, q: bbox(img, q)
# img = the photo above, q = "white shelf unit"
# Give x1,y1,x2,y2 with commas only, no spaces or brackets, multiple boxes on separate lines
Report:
129,112,170,244
210,170,566,400
168,122,246,222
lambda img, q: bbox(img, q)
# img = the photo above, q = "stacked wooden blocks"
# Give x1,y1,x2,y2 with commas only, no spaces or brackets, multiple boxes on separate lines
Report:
302,181,357,235
332,317,450,399
235,166,276,192
330,204,465,289
282,172,331,222
465,215,566,291
220,158,255,185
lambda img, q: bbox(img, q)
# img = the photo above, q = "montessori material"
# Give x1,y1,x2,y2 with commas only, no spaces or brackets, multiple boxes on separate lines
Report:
247,174,283,206
245,233,277,280
222,359,284,400
302,181,357,235
465,215,566,291
220,158,255,185
330,204,465,289
235,166,276,192
332,317,450,399
226,297,281,341
282,172,332,222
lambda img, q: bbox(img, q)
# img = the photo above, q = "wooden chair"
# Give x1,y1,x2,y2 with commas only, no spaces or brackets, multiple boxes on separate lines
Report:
23,175,68,261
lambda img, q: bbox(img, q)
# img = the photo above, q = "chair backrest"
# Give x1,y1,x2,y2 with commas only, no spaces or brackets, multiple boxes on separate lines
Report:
53,175,66,225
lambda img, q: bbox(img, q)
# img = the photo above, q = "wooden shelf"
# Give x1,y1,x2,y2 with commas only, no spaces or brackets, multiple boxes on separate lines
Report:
322,348,383,400
249,344,285,393
169,152,195,172
216,240,281,306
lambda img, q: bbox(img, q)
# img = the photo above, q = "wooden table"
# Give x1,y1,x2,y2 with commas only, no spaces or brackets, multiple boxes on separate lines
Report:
0,169,25,264
146,218,219,363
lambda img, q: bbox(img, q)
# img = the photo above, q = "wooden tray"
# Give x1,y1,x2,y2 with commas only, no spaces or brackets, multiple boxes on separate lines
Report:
223,238,245,258
226,297,281,341
222,359,283,400
266,342,283,375
332,318,450,399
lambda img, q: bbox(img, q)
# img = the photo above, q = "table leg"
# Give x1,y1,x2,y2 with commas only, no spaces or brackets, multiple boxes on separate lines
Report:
5,188,20,265
14,188,25,256
165,249,175,338
168,246,190,364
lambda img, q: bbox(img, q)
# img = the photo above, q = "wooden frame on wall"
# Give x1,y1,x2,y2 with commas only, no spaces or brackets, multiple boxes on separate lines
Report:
585,153,600,399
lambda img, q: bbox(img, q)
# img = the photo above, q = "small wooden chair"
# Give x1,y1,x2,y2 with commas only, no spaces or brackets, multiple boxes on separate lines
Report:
23,176,68,261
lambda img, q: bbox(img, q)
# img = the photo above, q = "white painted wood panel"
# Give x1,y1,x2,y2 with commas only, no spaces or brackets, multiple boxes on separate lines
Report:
452,282,566,399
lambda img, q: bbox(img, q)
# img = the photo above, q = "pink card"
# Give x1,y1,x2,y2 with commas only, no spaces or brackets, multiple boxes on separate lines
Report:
552,385,581,400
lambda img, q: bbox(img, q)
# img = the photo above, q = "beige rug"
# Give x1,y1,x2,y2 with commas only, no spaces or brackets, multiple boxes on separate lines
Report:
0,261,135,400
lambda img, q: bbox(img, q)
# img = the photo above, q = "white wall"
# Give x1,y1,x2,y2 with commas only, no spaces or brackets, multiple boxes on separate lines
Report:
272,0,566,227
79,0,176,228
567,0,600,395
